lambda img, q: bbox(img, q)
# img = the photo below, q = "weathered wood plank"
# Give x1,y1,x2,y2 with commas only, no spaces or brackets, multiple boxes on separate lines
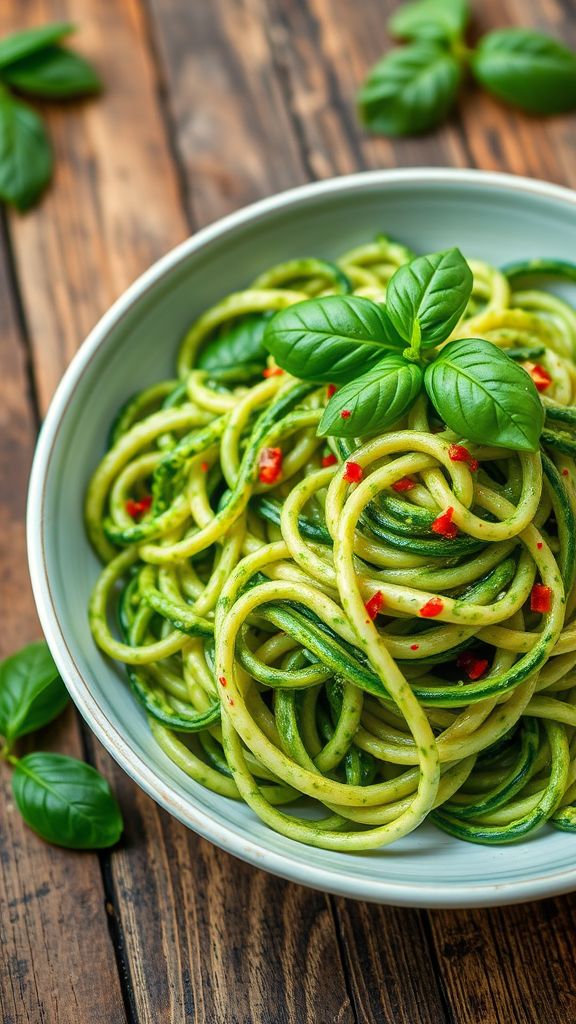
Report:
429,898,576,1024
333,898,449,1024
0,229,127,1024
146,0,308,225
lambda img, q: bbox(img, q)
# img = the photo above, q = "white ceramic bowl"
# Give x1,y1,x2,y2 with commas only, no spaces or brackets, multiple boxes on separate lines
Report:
28,169,576,908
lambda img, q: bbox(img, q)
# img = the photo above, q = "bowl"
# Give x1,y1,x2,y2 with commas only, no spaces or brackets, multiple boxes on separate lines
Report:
28,168,576,908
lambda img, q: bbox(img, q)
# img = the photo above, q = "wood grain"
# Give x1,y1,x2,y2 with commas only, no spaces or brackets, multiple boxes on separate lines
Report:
0,228,126,1024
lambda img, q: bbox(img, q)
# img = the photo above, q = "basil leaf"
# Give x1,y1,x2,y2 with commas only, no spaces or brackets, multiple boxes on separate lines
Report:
198,313,271,383
1,45,101,99
386,248,472,347
0,22,73,70
358,43,461,136
472,30,576,115
12,753,123,850
0,641,69,743
318,355,423,437
0,86,52,210
389,0,469,44
263,295,404,384
424,338,544,451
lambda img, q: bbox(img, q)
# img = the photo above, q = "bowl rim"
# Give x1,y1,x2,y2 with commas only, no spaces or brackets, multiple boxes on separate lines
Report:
27,167,576,908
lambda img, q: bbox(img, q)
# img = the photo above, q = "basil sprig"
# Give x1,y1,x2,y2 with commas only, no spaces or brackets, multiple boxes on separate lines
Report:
263,246,543,452
359,0,576,136
0,641,123,850
0,22,101,210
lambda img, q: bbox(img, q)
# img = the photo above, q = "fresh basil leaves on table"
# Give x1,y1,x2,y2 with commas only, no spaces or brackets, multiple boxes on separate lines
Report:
359,0,576,135
264,246,544,452
0,641,123,849
0,22,101,210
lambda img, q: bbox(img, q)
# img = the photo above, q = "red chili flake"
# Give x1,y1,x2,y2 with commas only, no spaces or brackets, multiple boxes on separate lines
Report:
448,443,478,471
228,698,235,706
524,362,552,392
263,366,284,378
420,597,444,618
343,461,363,483
340,409,351,419
431,506,459,539
392,476,415,493
126,495,152,520
322,453,338,468
327,384,337,398
218,676,227,687
536,542,543,550
410,644,420,651
456,651,489,680
530,584,552,614
562,468,569,477
200,461,209,472
365,591,385,620
258,446,283,484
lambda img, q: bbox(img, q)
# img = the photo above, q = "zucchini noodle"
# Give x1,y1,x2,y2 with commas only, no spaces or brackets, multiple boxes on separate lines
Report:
86,238,576,849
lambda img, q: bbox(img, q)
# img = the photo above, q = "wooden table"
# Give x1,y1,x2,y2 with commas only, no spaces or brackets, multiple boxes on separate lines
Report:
1,1,576,1021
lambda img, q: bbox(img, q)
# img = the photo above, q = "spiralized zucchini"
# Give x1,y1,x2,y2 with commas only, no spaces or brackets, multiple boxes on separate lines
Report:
86,238,576,849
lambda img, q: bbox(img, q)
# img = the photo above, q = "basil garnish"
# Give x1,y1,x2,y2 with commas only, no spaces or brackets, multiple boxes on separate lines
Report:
424,338,544,452
0,642,68,742
0,640,123,850
12,753,123,850
0,22,100,209
389,0,470,44
472,30,576,115
198,313,271,383
318,355,423,438
359,2,576,136
263,295,404,383
386,248,473,350
358,44,461,137
263,246,547,453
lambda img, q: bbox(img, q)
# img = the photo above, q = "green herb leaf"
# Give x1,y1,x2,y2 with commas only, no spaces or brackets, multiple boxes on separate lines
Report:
472,29,576,115
358,43,461,136
386,248,472,348
263,295,404,384
0,86,52,210
1,45,101,99
0,641,69,743
389,0,470,44
318,355,423,437
12,752,123,849
198,313,271,383
424,338,544,451
0,22,73,70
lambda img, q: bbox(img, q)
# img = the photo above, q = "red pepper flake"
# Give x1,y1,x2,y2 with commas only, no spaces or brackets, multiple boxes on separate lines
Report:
322,453,338,468
530,584,552,614
228,698,235,706
200,461,209,472
218,675,227,687
258,446,283,485
327,384,337,398
263,366,284,378
365,591,385,620
536,542,543,550
392,476,415,493
456,651,489,680
410,644,420,651
524,362,552,392
420,597,444,618
126,495,152,520
340,409,351,419
431,506,459,539
562,468,569,477
448,443,478,472
343,461,363,483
